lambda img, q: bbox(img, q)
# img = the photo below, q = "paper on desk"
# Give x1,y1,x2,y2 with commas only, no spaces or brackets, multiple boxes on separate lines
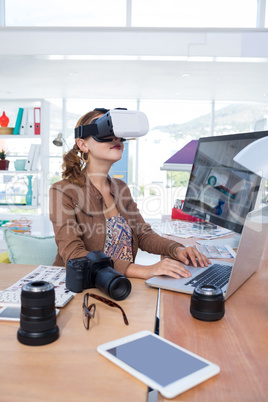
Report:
0,265,76,308
162,221,232,239
190,244,236,259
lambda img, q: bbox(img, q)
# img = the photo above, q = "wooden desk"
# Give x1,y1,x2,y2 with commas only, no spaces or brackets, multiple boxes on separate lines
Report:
0,264,158,402
159,247,268,401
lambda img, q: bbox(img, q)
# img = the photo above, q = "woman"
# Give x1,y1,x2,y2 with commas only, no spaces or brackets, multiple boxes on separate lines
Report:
49,108,210,279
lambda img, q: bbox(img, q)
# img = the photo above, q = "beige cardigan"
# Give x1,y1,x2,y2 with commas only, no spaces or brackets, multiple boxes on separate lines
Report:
49,173,182,275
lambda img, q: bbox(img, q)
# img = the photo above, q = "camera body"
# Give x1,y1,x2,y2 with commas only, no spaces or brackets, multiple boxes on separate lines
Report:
66,250,131,301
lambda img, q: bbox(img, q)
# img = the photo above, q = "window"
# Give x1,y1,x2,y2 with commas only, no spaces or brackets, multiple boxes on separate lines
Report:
213,102,268,136
132,0,257,28
48,99,268,219
5,0,259,28
136,100,211,218
5,0,126,27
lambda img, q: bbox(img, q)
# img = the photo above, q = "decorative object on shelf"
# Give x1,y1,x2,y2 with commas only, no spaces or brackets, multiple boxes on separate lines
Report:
0,149,10,170
0,220,10,227
14,159,27,171
25,175,33,205
0,110,13,134
3,218,32,234
0,111,9,127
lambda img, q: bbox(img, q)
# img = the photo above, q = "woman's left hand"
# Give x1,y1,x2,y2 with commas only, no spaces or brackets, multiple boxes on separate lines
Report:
176,246,211,268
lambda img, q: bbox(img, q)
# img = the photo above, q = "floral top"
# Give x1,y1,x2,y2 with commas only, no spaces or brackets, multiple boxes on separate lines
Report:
104,213,133,262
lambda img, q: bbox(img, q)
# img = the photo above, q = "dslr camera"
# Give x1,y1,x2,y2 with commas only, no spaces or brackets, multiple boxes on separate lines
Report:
66,250,131,301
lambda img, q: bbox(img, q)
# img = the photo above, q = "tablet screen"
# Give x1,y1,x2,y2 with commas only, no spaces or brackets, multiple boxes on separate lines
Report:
0,306,20,320
106,334,208,387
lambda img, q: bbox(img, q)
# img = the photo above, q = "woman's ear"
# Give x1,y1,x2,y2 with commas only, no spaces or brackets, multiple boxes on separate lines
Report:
76,138,89,153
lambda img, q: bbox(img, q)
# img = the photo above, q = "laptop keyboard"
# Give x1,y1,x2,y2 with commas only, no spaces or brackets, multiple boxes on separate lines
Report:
185,263,233,289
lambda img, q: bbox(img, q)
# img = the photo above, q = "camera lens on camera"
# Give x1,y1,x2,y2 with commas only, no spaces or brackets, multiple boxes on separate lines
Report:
190,284,225,321
95,267,132,301
107,276,132,301
17,281,59,346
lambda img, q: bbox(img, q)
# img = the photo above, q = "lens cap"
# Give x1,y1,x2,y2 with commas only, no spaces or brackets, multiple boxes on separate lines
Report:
190,284,225,321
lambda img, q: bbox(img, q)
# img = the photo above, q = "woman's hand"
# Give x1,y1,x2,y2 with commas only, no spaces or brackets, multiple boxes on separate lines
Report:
145,258,193,279
125,258,192,279
176,246,211,268
125,246,211,280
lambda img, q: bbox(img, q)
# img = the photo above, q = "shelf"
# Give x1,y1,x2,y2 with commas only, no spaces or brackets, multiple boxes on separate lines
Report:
0,98,50,236
0,135,41,139
0,170,39,174
0,205,39,209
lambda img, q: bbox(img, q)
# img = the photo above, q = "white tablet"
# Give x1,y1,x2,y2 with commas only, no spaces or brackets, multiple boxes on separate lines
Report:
0,306,60,322
97,330,220,399
0,306,21,321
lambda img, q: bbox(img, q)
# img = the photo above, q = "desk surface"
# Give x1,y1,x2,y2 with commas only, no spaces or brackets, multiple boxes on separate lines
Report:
1,240,268,402
0,264,158,402
159,241,268,401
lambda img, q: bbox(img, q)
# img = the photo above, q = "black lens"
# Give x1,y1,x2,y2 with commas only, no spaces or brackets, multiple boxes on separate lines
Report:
94,267,131,301
17,281,59,346
190,284,225,321
108,276,132,301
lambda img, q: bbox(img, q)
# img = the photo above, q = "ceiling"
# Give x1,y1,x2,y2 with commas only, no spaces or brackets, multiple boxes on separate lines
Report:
0,27,268,102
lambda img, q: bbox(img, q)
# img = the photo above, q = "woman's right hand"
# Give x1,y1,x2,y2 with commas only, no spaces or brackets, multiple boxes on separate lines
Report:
146,258,192,279
125,258,192,280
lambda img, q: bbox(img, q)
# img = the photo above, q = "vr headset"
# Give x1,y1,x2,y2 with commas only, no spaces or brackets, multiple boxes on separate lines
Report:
74,108,149,142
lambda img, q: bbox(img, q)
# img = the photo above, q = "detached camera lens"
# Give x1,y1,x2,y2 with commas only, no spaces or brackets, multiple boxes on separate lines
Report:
17,281,59,346
190,284,225,321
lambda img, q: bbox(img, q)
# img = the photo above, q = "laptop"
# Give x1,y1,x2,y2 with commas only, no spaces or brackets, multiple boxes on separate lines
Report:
146,206,268,300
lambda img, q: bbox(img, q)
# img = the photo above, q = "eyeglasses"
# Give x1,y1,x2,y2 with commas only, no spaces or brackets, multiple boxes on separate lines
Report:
82,293,96,330
82,292,129,330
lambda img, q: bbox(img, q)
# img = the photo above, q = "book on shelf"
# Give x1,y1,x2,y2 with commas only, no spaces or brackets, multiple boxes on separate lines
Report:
31,144,41,171
17,107,41,135
13,108,24,135
25,144,40,171
31,177,38,207
27,107,34,135
19,108,27,135
34,107,41,135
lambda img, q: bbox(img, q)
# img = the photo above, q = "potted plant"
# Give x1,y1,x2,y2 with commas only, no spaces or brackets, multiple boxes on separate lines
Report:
0,149,10,170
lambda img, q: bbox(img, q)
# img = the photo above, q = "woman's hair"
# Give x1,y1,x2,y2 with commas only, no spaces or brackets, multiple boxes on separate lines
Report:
62,110,103,186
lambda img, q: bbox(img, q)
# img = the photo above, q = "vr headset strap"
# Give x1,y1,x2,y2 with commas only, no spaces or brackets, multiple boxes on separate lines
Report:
74,124,99,139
